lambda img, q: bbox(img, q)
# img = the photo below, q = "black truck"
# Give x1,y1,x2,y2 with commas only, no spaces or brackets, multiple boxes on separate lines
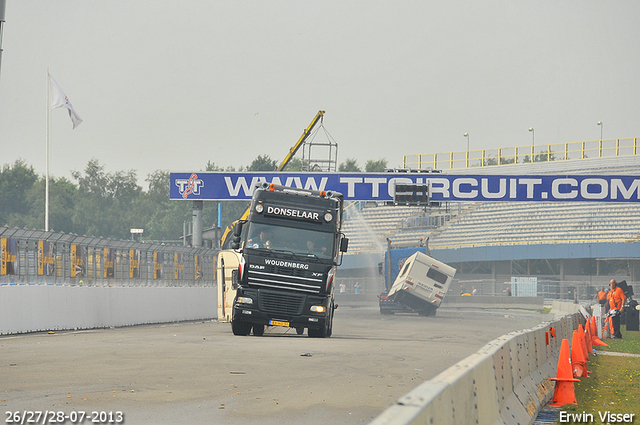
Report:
230,182,348,337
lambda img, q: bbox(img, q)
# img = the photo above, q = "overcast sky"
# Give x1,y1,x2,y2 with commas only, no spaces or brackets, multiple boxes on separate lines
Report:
1,1,639,187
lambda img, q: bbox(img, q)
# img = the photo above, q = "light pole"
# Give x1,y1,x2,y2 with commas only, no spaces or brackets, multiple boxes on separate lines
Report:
0,0,5,82
529,127,535,145
597,121,603,142
463,133,469,167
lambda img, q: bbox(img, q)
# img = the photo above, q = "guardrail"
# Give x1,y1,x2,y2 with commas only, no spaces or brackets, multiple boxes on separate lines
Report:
370,301,584,425
403,137,639,170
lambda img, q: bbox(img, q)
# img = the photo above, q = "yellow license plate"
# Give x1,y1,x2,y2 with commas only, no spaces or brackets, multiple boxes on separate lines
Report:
269,320,290,327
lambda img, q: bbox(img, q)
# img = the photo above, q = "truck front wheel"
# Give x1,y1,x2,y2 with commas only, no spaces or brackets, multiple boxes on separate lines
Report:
309,307,333,338
231,320,252,336
308,327,325,338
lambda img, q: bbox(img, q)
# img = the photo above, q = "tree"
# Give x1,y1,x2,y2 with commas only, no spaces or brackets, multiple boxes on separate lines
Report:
248,155,278,171
282,157,304,171
365,158,388,172
21,177,77,233
71,158,143,239
483,156,515,166
132,169,192,241
339,158,361,172
0,159,39,225
205,161,236,172
522,150,557,163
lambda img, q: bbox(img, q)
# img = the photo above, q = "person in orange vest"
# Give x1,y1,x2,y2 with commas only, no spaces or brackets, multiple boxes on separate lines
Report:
607,279,626,339
597,286,608,312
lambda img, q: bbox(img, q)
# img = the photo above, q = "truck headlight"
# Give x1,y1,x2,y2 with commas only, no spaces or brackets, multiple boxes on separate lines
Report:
310,305,326,313
237,297,253,304
324,213,333,222
255,204,264,213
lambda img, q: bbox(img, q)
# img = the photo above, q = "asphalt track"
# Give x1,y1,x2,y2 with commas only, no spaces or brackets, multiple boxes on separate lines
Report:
1,304,551,425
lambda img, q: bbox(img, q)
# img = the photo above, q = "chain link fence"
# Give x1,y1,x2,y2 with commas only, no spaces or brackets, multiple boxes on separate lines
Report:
335,274,632,303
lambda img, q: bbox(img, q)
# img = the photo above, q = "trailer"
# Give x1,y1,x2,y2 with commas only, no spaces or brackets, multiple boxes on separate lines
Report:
387,251,456,316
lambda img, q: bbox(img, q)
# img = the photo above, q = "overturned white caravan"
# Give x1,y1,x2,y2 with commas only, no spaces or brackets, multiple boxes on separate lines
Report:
387,251,457,316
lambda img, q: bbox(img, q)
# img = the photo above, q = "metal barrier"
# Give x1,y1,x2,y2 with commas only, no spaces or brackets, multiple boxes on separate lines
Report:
403,137,639,170
0,226,217,287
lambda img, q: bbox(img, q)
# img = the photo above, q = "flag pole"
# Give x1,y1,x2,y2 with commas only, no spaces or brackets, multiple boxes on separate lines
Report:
45,68,50,232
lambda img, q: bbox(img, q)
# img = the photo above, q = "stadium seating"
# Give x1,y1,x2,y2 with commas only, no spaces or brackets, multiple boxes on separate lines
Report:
341,156,640,253
342,200,640,253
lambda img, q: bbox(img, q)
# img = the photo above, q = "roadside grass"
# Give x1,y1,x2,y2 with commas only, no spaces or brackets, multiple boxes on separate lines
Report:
558,326,640,422
596,325,640,355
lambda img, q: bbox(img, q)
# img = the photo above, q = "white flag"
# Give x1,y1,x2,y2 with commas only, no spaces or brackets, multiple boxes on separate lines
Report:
49,74,83,129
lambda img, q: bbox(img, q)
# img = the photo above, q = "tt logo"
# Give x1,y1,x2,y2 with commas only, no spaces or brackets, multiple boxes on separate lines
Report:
176,174,205,198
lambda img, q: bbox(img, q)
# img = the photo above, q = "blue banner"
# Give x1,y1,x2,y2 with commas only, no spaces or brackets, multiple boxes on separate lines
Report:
170,172,640,203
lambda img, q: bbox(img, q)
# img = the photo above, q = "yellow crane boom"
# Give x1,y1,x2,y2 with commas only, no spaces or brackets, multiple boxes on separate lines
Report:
276,110,324,171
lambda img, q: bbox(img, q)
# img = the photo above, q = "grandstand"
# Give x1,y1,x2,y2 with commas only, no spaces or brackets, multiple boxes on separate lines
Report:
344,155,640,252
344,200,640,252
339,148,640,297
431,201,640,248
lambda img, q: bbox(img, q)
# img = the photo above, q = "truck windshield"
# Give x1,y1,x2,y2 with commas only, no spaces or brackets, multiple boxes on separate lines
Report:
244,222,335,260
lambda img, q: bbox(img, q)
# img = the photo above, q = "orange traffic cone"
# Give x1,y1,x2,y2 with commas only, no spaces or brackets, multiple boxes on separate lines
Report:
571,330,590,378
549,338,580,406
603,317,611,339
579,324,592,375
591,316,608,347
579,324,589,360
584,322,593,355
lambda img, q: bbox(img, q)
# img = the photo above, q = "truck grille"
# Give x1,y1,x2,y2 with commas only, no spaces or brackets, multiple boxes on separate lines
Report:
259,291,305,316
247,266,323,294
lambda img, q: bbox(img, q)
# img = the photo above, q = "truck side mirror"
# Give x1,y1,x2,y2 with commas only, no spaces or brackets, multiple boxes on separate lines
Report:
335,236,349,267
340,237,349,253
231,221,245,250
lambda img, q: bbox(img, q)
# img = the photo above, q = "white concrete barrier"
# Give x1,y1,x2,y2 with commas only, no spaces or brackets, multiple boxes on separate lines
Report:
0,285,217,335
370,302,581,425
551,299,583,315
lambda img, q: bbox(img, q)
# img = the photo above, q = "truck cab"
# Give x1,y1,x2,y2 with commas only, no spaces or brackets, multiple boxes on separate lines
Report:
230,183,348,337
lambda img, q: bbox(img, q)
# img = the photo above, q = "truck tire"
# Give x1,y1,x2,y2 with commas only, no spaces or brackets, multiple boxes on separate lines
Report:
326,307,334,337
308,327,325,338
309,308,332,338
231,320,252,336
252,324,265,336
